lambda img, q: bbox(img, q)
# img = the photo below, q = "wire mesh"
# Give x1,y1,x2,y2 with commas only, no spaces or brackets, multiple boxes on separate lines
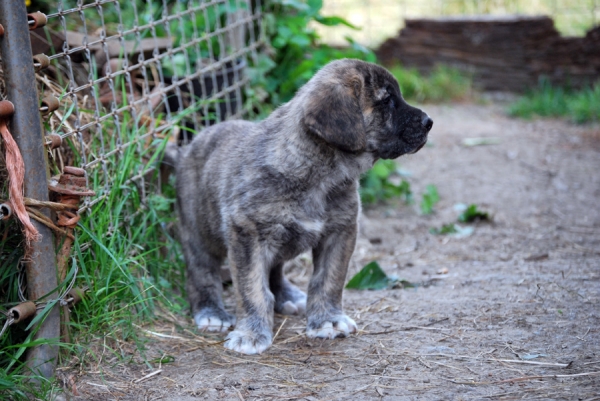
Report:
35,0,263,216
319,0,600,46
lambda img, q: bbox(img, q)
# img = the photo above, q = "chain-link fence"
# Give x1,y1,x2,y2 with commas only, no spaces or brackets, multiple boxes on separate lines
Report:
0,0,264,379
35,0,263,213
318,0,599,46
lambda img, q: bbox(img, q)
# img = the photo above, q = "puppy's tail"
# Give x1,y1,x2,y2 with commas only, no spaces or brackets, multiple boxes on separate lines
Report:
162,142,180,169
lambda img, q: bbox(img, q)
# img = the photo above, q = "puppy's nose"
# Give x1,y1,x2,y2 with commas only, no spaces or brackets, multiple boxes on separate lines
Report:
421,114,433,131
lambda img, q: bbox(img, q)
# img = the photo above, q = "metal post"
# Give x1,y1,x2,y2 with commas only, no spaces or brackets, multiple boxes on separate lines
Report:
0,0,59,378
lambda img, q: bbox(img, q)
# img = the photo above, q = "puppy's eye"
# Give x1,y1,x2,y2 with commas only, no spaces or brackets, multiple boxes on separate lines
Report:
386,96,394,106
384,88,395,106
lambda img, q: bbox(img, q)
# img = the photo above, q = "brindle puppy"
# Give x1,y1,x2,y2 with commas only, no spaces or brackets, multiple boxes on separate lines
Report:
167,59,433,354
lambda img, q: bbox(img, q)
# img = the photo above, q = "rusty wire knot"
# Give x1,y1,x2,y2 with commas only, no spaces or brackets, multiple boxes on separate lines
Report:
49,167,94,230
2,167,96,240
56,209,80,228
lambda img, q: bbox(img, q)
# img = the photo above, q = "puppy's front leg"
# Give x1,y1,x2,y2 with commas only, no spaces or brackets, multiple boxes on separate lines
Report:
306,224,358,339
224,227,275,354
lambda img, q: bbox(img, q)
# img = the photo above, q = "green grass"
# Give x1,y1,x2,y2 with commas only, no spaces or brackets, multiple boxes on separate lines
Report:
69,117,186,349
508,81,600,124
359,160,412,205
0,109,186,397
0,220,36,400
0,161,46,398
388,64,473,103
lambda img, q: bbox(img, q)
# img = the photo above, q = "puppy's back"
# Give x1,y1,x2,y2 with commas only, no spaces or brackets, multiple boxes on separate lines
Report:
176,120,257,251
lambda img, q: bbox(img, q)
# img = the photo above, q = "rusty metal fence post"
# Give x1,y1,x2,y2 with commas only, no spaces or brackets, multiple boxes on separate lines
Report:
0,0,59,379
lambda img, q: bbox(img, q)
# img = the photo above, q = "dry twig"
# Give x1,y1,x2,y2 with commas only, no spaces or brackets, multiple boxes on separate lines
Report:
134,369,163,383
450,370,600,385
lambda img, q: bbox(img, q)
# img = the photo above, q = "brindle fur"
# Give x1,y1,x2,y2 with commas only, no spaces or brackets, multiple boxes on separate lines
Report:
168,59,433,354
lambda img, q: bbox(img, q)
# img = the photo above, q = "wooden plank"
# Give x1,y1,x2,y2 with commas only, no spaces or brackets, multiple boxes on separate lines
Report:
376,15,600,91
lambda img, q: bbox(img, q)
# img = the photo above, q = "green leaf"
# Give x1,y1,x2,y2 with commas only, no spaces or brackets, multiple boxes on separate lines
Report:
25,299,58,332
306,0,324,15
430,223,474,238
276,0,310,12
430,223,458,235
315,15,358,29
420,184,439,215
344,36,374,57
392,279,416,289
0,377,16,389
360,160,412,205
149,354,175,364
458,204,490,223
290,33,311,47
346,261,391,290
370,160,393,179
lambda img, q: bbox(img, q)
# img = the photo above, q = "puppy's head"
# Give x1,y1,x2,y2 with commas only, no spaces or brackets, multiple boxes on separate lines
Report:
301,59,433,159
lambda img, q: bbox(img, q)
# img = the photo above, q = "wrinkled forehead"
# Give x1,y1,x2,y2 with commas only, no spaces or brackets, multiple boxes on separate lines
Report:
355,64,402,103
310,60,401,97
369,64,401,93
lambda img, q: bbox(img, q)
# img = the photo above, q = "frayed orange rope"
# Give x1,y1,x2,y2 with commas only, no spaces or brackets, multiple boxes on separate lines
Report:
0,120,41,247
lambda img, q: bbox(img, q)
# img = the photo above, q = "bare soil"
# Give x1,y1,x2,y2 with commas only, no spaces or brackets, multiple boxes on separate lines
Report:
62,102,600,400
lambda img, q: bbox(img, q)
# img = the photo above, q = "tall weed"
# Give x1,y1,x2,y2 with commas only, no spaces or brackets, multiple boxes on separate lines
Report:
71,116,185,344
509,80,600,124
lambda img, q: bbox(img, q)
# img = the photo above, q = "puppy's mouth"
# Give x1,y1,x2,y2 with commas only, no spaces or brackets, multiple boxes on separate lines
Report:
409,139,427,154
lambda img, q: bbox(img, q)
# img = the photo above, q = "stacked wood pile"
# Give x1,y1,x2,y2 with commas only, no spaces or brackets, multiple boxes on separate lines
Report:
376,16,600,91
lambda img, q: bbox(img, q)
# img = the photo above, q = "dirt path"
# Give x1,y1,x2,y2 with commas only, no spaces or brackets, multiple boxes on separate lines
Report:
65,103,600,400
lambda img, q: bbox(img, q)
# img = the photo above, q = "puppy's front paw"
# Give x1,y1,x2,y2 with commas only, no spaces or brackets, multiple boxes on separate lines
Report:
194,308,236,333
306,315,357,339
224,328,272,355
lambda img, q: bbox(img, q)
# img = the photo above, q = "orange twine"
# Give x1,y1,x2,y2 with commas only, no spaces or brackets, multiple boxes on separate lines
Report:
0,120,41,247
56,196,81,228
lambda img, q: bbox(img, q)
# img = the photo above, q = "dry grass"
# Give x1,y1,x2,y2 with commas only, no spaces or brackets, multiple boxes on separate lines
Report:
59,306,600,400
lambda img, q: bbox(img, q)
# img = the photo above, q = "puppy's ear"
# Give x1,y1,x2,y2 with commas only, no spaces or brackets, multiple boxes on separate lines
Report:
302,77,366,153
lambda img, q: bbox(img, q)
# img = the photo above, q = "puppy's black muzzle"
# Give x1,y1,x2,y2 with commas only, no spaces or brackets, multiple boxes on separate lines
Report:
407,112,433,154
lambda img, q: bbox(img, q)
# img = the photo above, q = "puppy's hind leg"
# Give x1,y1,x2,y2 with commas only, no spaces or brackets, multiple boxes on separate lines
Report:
270,263,307,315
183,239,235,333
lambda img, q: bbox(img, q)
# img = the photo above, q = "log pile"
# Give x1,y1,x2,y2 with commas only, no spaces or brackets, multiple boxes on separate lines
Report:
376,16,600,91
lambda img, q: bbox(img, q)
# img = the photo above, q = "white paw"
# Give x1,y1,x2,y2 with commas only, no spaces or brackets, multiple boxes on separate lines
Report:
279,298,307,315
306,315,357,339
224,330,272,355
194,314,235,333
